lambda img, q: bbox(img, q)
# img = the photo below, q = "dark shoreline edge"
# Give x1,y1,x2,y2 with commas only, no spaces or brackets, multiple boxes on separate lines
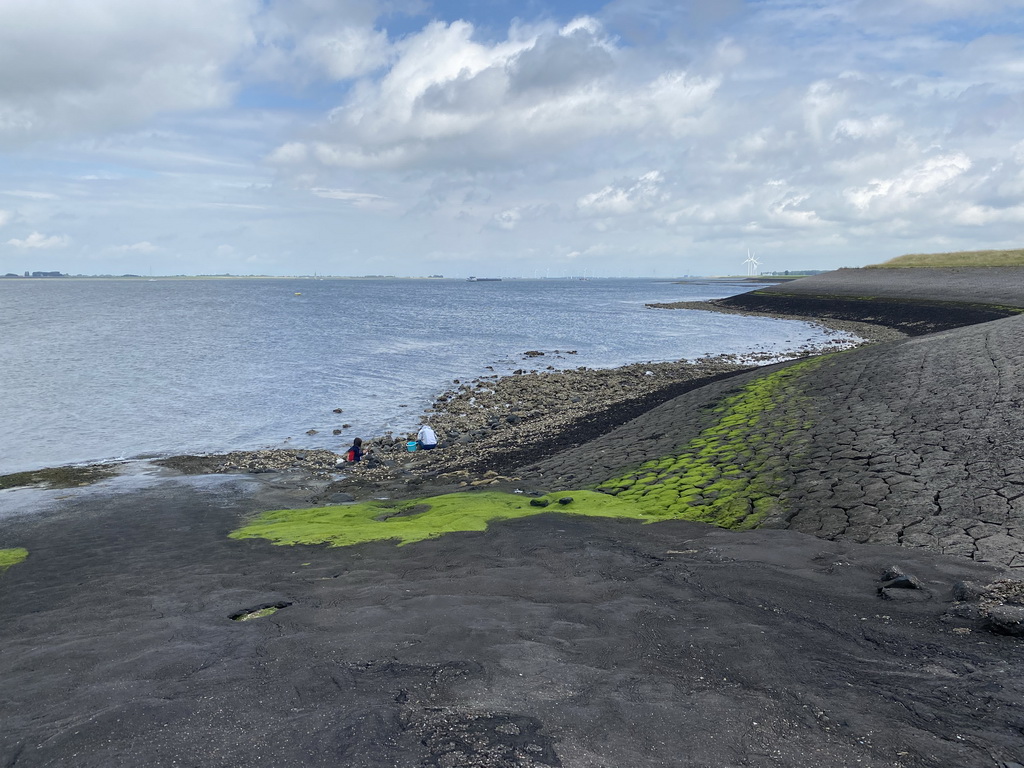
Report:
715,292,1021,335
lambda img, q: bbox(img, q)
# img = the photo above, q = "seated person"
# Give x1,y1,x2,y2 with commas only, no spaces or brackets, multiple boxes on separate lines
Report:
342,437,364,463
417,424,438,450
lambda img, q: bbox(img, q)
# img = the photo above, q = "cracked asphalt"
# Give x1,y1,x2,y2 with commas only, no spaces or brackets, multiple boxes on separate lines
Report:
524,269,1024,568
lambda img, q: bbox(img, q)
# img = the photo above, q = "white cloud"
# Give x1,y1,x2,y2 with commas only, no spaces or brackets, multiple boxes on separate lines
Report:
0,210,11,227
310,187,388,208
832,115,901,142
845,152,973,212
6,232,70,249
1,190,58,200
766,193,822,227
0,0,253,146
578,172,667,216
485,203,559,231
267,142,310,165
492,208,522,230
951,203,1024,225
246,0,390,83
114,241,160,253
297,27,391,80
274,18,719,171
2,0,1024,277
802,80,850,144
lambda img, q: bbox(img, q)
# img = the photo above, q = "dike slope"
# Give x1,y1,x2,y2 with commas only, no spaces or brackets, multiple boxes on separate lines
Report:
746,266,1024,306
714,266,1023,335
523,268,1024,568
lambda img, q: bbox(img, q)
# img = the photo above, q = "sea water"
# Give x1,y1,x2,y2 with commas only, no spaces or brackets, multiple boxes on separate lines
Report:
0,277,849,474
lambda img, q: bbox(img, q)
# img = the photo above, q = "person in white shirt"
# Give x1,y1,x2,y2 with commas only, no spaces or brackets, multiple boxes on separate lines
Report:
417,424,438,450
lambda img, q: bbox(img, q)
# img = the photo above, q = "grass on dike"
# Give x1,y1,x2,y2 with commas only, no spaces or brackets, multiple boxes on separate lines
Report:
0,548,28,572
868,248,1024,268
230,360,822,549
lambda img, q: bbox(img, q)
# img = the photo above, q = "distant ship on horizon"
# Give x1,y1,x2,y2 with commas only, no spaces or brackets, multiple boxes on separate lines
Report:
466,276,502,282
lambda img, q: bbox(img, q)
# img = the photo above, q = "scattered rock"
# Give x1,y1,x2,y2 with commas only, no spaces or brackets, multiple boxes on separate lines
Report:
156,449,342,477
946,578,1024,637
879,588,931,602
982,606,1024,637
530,498,550,507
878,574,923,591
229,601,292,621
952,580,988,601
352,354,762,489
558,497,574,505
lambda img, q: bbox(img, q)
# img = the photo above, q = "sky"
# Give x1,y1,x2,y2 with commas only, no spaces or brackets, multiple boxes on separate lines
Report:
1,0,1023,278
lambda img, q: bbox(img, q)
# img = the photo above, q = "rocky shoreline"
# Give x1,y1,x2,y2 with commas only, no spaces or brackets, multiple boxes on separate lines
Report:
150,327,862,498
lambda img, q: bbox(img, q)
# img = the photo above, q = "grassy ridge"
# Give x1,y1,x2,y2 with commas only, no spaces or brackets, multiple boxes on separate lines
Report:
868,248,1024,268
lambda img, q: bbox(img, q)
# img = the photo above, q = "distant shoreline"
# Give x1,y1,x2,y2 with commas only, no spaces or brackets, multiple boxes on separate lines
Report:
0,274,805,282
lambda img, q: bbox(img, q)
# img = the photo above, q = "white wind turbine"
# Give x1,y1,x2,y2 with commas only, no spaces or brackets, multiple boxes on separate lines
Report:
743,249,761,276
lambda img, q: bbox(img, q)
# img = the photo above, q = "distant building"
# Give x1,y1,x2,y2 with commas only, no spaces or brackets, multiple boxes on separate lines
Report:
30,271,65,278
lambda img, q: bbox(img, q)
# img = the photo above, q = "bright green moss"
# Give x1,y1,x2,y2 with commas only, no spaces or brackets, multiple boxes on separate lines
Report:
230,491,659,548
596,356,828,530
0,548,28,572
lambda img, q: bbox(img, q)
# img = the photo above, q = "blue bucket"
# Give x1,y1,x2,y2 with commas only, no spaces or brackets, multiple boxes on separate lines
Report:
406,441,418,452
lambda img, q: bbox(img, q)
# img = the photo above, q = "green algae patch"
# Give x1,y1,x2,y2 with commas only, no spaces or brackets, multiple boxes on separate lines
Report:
230,491,654,549
597,357,827,530
0,548,28,573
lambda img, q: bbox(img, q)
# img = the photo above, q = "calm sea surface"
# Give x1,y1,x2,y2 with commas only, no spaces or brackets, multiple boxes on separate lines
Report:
0,277,848,474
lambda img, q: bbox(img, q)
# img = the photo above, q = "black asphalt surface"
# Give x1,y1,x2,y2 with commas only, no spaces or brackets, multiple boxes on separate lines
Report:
750,267,1024,307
